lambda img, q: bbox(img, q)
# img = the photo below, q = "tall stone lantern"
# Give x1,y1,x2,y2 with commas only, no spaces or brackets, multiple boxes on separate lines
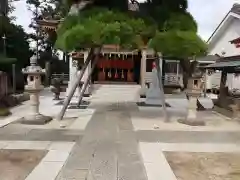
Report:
178,74,205,126
21,55,52,125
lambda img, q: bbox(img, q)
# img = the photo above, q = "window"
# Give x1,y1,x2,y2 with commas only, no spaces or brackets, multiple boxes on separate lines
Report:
194,79,198,86
30,76,34,81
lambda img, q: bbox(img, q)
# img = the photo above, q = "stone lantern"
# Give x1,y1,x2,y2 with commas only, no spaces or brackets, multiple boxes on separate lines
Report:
178,74,205,126
21,55,52,125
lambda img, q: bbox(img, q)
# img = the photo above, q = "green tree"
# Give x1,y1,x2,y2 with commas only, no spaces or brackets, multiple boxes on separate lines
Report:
55,9,149,51
149,30,207,88
56,8,151,120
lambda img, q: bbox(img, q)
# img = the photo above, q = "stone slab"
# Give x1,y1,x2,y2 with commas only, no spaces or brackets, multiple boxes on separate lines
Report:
139,143,177,180
178,118,206,126
25,161,65,180
42,150,70,162
197,97,214,110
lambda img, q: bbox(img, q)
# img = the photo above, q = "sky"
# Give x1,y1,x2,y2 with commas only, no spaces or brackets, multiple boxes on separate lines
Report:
12,0,240,41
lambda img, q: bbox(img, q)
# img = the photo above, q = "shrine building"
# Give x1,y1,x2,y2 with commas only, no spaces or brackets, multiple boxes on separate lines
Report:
207,3,240,91
36,18,184,94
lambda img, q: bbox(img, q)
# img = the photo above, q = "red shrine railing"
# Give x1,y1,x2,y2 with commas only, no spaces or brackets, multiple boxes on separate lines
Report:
97,58,134,69
97,58,134,82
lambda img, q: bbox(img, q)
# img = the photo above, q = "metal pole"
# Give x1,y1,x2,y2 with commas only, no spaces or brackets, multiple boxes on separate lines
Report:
77,56,98,107
176,62,179,80
155,54,169,122
12,64,16,94
57,48,97,120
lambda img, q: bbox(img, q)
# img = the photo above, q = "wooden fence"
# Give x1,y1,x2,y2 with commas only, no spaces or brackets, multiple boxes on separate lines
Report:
0,71,8,97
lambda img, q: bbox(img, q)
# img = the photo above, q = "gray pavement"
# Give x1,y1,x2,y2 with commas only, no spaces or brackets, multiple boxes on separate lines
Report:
1,85,240,180
56,103,147,180
136,130,240,143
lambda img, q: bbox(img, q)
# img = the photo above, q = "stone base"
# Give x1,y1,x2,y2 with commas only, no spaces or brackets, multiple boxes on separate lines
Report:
137,101,170,107
20,114,52,125
197,97,214,111
178,118,206,126
139,86,147,98
145,99,164,105
145,87,163,105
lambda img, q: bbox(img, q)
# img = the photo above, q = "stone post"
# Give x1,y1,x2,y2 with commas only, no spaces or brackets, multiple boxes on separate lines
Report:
145,62,163,105
66,56,80,97
178,77,205,126
139,49,147,97
82,50,90,96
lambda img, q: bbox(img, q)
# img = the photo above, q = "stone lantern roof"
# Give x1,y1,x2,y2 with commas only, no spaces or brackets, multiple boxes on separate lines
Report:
22,55,46,75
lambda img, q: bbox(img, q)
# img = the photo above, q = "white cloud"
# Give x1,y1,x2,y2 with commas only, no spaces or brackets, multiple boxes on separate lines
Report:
12,0,240,40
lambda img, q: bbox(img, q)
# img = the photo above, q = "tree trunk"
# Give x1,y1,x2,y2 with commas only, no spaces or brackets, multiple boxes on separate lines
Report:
155,54,169,122
218,70,227,107
77,54,99,106
45,61,50,87
57,47,98,121
182,71,189,90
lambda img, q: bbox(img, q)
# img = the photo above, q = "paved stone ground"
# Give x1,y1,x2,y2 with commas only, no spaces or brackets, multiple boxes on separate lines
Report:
1,85,240,180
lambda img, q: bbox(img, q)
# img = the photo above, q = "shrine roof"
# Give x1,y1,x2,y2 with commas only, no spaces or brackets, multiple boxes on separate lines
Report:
205,56,240,72
231,3,240,15
36,19,62,30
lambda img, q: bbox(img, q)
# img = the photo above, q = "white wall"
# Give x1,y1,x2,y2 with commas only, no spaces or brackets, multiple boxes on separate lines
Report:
209,18,240,56
208,17,240,90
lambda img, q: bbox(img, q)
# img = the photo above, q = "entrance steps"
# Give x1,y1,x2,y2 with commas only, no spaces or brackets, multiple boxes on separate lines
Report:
90,84,141,103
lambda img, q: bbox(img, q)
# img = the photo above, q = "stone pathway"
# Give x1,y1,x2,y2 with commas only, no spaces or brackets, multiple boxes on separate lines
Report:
56,88,147,180
54,85,146,179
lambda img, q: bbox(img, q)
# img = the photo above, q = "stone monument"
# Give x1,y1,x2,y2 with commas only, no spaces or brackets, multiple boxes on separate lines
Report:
145,62,163,105
21,55,52,125
178,75,205,126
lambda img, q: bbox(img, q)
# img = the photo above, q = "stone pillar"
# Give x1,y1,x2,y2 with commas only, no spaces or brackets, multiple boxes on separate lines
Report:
145,62,163,105
82,50,90,96
141,49,147,87
139,49,147,97
66,56,80,97
30,93,40,115
176,62,179,80
187,96,197,119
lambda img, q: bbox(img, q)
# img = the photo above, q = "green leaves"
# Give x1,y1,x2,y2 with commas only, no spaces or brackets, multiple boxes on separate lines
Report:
55,9,148,51
163,12,198,32
149,31,207,59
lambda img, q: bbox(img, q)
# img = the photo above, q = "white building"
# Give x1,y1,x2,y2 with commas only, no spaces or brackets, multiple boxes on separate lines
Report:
207,3,240,91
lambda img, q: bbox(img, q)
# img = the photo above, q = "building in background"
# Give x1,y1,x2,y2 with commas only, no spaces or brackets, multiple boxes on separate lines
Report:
207,3,240,92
